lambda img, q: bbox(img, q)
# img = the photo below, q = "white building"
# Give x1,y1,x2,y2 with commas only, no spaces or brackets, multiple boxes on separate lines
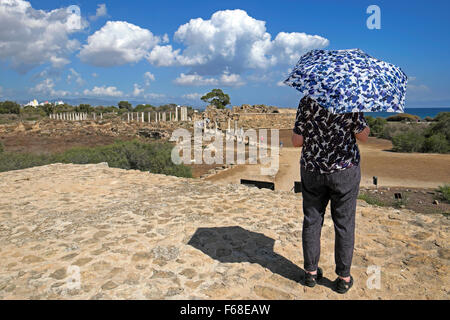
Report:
25,99,39,107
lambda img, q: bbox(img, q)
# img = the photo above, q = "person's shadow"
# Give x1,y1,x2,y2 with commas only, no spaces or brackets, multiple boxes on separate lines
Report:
187,226,335,291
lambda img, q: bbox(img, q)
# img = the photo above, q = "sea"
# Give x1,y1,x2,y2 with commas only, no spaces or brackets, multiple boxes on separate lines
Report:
368,107,450,119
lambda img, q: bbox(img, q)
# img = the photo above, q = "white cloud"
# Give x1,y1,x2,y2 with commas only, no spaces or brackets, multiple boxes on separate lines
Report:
182,93,203,100
133,83,144,96
220,72,245,87
144,93,166,101
144,71,155,86
146,44,184,67
31,78,70,97
0,86,3,97
92,73,99,78
271,32,331,65
408,84,431,93
83,85,123,97
174,71,245,87
79,21,161,67
67,68,84,85
90,4,107,21
147,9,329,76
0,0,85,73
174,73,218,86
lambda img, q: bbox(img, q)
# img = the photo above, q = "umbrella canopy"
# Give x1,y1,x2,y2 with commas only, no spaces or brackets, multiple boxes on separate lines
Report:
283,48,408,114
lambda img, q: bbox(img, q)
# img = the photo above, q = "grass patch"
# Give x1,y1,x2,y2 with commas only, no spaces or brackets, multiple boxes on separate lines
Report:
358,193,386,207
436,184,450,203
392,192,409,209
0,139,192,178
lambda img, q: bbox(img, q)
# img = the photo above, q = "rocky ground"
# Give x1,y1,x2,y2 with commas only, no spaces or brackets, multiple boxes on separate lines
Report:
0,163,448,300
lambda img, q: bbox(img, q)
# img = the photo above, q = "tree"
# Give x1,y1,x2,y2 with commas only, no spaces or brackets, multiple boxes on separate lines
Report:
201,89,230,109
76,104,93,113
134,104,155,112
0,101,20,114
118,101,132,111
41,103,55,116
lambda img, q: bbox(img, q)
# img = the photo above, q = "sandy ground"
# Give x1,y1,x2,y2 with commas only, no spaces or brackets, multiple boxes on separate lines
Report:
1,163,448,299
206,135,450,191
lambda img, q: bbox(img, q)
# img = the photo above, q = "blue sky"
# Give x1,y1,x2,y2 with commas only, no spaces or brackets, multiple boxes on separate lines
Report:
0,0,449,108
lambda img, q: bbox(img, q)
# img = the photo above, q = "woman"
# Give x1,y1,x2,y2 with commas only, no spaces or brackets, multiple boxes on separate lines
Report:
292,96,370,294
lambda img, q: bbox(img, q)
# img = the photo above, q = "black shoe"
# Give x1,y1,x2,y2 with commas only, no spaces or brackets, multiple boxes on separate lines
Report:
304,267,323,287
335,276,353,294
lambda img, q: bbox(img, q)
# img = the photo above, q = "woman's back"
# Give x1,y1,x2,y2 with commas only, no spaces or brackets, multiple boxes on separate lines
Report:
293,96,368,174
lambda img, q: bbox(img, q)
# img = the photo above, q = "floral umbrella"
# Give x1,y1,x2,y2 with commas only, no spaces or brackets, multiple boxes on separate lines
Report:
283,48,408,114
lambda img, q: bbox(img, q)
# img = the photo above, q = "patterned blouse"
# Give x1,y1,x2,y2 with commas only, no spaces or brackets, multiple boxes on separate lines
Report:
293,96,368,174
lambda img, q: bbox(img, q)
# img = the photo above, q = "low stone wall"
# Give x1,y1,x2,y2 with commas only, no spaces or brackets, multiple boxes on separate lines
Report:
237,113,296,129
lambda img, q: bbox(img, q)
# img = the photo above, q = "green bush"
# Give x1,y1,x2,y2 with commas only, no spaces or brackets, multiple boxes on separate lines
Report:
423,133,449,153
134,104,155,112
0,140,192,178
392,129,426,152
0,101,21,114
437,184,450,203
0,152,53,172
426,112,450,141
365,116,387,137
386,113,420,122
380,122,418,140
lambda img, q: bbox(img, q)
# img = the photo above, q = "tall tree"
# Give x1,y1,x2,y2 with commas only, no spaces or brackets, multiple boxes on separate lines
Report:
201,89,230,109
118,101,132,111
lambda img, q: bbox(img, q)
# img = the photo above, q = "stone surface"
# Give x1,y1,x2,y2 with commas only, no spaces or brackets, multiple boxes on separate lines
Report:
0,163,448,300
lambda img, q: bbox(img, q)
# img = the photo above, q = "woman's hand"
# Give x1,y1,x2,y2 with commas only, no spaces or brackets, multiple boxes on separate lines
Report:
292,133,304,147
355,127,370,143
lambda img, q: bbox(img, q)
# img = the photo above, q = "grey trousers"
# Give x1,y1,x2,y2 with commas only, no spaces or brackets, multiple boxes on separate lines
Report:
300,164,361,277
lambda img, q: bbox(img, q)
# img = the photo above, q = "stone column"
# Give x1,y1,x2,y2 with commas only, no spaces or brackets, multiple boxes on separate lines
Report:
148,112,151,123
169,112,172,122
141,112,144,123
127,112,130,122
93,113,96,121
